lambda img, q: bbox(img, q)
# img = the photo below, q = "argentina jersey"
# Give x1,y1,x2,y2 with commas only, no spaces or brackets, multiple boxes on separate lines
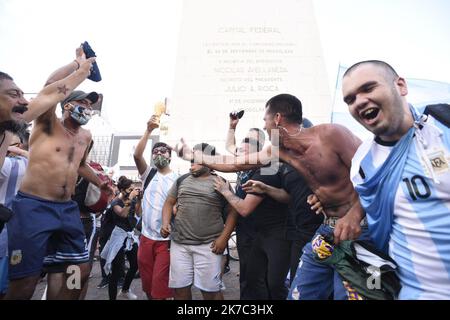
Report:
351,111,450,300
141,170,178,241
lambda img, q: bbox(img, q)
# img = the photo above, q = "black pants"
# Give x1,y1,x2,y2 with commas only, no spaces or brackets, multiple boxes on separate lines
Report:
108,243,138,300
98,234,109,279
245,230,291,300
236,228,256,300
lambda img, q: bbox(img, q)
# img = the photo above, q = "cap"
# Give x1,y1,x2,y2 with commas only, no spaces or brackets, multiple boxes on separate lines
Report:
60,90,99,108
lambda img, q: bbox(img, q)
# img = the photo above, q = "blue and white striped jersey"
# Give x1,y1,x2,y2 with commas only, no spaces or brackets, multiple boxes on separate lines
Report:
351,110,450,300
140,166,178,241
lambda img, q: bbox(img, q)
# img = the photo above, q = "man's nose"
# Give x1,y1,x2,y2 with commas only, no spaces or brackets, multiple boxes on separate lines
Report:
354,95,369,111
19,95,29,106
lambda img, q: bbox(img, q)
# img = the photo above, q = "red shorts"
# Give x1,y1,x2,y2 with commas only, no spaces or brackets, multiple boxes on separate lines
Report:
137,235,173,299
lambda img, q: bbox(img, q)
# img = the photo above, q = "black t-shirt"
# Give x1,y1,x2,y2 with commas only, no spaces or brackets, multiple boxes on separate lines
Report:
234,170,257,236
108,198,136,233
246,163,288,233
281,163,322,240
72,177,91,214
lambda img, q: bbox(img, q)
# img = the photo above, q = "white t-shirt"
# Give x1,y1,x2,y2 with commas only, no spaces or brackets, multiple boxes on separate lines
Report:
140,166,178,241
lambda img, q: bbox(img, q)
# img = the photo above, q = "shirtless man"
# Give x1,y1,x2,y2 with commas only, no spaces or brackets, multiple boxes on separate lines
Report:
5,48,111,300
175,93,368,299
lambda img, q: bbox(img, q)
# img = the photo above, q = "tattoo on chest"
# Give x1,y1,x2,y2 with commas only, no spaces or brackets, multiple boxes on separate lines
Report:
57,85,69,95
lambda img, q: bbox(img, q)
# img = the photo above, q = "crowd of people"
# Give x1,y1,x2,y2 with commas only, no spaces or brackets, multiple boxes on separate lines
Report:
0,45,449,300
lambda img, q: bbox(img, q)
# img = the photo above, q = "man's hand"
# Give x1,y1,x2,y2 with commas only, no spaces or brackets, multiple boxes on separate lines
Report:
172,204,178,216
211,236,227,254
79,57,96,76
213,177,231,196
147,115,160,132
229,113,239,130
241,180,267,194
75,46,86,66
333,213,362,245
160,224,171,238
173,138,193,161
307,194,325,215
99,181,114,196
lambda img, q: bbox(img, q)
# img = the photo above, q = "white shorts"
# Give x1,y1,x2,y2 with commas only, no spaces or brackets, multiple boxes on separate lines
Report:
169,241,222,292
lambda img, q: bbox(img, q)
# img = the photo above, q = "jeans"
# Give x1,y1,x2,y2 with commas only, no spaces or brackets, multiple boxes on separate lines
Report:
288,224,371,300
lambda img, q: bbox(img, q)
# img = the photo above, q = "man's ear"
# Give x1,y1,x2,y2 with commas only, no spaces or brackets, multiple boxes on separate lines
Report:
396,77,408,96
62,103,72,112
274,113,282,127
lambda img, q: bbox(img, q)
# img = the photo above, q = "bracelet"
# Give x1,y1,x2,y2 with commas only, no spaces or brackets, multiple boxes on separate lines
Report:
73,60,80,70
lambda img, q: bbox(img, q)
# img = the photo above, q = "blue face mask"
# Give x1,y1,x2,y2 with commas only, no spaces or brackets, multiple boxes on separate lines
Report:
70,105,92,125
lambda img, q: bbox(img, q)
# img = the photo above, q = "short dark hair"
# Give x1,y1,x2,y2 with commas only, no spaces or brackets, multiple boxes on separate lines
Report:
152,142,171,152
344,60,399,80
241,137,262,152
0,72,13,82
265,94,302,125
117,176,133,191
193,143,216,156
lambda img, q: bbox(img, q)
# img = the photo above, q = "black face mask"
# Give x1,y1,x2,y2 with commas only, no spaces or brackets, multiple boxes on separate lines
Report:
123,190,131,198
190,166,209,177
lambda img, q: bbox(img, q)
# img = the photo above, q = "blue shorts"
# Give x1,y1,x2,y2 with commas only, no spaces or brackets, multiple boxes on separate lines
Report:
8,192,89,280
0,256,8,294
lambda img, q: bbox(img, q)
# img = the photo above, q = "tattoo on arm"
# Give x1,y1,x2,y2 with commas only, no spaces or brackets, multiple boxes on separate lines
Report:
57,85,69,95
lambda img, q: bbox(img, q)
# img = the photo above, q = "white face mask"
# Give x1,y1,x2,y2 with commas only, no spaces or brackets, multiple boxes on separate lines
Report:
69,104,92,125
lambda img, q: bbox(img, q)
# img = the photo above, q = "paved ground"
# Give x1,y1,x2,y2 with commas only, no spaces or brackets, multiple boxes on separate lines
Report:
32,257,241,300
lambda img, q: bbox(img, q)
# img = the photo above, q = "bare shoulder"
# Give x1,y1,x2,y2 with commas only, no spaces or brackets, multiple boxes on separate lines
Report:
79,127,92,141
315,123,357,142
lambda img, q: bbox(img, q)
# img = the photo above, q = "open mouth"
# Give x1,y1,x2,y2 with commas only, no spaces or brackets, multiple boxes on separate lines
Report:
12,105,28,114
360,107,380,122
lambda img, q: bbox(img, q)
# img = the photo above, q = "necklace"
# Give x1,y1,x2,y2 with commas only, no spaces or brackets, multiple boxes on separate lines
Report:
61,120,78,135
279,125,303,137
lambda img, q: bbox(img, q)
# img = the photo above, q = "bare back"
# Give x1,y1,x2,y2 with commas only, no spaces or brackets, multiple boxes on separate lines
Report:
20,116,91,201
279,124,361,218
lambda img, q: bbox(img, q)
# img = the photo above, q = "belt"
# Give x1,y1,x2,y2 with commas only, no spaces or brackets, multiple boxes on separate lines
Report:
323,216,368,228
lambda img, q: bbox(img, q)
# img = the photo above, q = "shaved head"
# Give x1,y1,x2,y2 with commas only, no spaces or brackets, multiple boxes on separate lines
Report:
344,60,399,82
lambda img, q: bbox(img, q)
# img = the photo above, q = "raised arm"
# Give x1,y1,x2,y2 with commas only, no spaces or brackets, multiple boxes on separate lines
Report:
225,115,240,155
44,46,85,86
133,115,159,175
23,56,95,123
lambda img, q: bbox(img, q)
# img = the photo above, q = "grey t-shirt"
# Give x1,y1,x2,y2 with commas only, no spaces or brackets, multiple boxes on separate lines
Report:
168,174,228,245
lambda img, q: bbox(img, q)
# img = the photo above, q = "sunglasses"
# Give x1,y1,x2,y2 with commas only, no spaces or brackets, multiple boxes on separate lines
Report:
152,147,170,155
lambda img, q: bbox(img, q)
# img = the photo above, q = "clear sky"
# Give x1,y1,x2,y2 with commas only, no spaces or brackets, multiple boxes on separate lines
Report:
1,0,449,133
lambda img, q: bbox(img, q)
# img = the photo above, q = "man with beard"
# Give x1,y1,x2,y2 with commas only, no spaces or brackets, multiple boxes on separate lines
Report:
342,60,450,299
160,143,238,300
133,115,178,300
4,47,112,300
